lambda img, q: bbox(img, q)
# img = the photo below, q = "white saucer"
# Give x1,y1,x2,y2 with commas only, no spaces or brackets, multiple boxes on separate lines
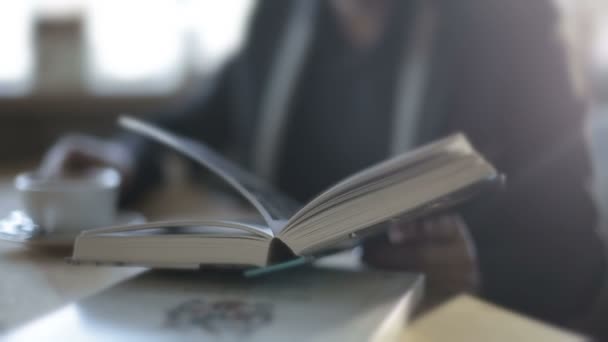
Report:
0,210,145,248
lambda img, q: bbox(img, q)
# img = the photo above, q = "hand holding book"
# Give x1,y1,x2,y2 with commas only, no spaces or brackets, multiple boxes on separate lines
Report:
39,134,136,195
69,116,500,271
363,213,479,304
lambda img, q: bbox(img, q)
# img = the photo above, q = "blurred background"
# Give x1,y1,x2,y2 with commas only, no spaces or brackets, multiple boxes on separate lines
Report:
0,0,254,160
0,0,607,222
555,0,608,231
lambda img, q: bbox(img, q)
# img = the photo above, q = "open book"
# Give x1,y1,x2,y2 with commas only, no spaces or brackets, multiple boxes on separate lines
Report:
70,116,499,269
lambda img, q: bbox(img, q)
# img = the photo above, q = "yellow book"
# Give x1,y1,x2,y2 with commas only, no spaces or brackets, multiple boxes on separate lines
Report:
397,295,586,342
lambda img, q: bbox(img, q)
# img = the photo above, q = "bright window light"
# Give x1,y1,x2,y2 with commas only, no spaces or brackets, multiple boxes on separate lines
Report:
0,2,34,96
183,0,254,71
84,0,185,95
35,0,83,19
594,19,608,71
0,1,255,96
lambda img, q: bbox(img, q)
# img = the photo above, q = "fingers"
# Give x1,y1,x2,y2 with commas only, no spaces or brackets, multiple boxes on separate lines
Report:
387,220,417,243
388,214,465,245
362,239,423,269
40,134,134,180
363,213,481,297
363,214,479,273
431,215,460,239
39,137,80,177
363,232,476,270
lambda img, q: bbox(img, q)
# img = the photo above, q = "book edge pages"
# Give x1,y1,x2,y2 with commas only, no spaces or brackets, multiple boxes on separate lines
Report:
70,221,275,268
288,169,499,256
281,133,473,233
77,219,274,239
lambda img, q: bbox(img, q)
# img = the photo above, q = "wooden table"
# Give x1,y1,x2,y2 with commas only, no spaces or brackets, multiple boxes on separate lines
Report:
0,162,253,332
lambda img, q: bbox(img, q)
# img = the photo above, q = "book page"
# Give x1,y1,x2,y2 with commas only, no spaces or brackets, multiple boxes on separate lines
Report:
119,116,300,231
282,134,474,233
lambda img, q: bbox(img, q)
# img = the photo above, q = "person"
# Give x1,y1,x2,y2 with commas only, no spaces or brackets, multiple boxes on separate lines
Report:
41,0,606,328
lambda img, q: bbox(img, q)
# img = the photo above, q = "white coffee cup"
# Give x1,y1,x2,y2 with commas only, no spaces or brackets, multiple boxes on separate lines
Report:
14,168,121,233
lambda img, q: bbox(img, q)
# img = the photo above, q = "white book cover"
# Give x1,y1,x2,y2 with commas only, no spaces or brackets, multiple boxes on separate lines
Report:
4,256,423,342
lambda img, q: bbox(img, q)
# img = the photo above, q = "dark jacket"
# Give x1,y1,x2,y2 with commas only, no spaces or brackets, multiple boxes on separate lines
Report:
126,0,605,324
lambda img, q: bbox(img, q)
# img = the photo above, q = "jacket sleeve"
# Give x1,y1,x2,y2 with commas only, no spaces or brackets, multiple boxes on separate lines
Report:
117,57,237,206
118,0,294,205
453,0,606,324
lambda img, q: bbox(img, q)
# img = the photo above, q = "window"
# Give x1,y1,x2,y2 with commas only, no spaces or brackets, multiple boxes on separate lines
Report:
184,0,254,71
0,0,254,97
85,0,186,95
593,19,608,72
0,2,35,96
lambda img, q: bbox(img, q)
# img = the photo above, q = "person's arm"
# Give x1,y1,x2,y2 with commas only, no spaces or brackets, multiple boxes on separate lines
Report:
452,0,606,324
117,60,238,205
363,0,606,325
119,0,296,204
118,0,299,205
39,59,239,207
40,0,295,205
